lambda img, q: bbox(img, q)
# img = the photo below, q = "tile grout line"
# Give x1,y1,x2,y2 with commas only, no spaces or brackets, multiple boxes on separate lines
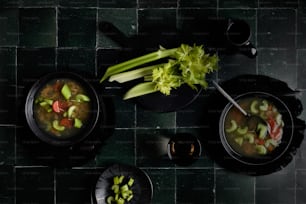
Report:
254,177,256,204
14,46,18,167
255,8,259,75
295,8,298,89
213,162,217,204
55,6,59,71
95,7,99,77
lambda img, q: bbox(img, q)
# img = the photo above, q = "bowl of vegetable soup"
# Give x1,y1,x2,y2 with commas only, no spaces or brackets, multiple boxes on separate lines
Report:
25,72,100,146
219,92,294,165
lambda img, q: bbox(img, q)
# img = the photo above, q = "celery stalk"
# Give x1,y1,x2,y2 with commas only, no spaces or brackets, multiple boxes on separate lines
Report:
123,82,157,100
100,48,177,83
109,64,162,83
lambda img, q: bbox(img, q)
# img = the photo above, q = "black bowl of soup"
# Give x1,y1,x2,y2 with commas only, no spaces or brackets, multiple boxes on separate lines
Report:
219,92,294,165
25,72,100,146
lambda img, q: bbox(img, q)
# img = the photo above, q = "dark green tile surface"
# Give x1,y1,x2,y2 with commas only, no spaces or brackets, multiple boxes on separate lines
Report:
57,48,96,77
95,129,135,166
179,0,217,8
0,126,15,165
59,0,97,7
58,8,96,47
176,169,214,204
258,48,297,89
0,1,305,204
216,169,254,204
297,49,306,89
0,166,14,204
98,0,136,8
0,9,19,46
219,0,257,8
256,163,295,204
138,0,177,8
56,169,103,204
16,167,54,204
145,168,175,204
257,9,296,48
19,8,56,47
296,170,306,204
98,8,137,48
297,10,306,49
259,0,298,8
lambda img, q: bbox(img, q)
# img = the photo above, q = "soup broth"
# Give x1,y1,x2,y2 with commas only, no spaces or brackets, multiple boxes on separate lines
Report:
34,79,92,138
224,97,284,157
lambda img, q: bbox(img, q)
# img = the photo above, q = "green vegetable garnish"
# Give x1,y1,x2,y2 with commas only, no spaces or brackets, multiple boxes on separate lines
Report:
74,118,83,128
67,105,76,118
61,84,71,100
100,44,218,99
75,94,90,102
52,120,65,131
107,176,135,204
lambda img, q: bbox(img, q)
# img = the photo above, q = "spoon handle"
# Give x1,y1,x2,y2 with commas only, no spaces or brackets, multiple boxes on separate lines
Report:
212,80,248,116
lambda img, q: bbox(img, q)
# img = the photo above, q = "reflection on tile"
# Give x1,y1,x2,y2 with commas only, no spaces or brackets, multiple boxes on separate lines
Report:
216,169,254,204
297,170,306,204
0,166,14,204
95,129,135,166
0,126,15,165
219,0,257,8
0,9,19,46
57,48,96,77
98,8,137,48
176,169,214,204
145,169,175,204
258,48,297,89
136,128,175,167
256,163,295,204
98,0,136,8
58,8,96,47
56,169,103,204
16,167,54,204
257,9,295,48
19,8,56,47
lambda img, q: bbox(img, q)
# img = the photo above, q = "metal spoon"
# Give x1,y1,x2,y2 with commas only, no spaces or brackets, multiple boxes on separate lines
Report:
212,80,270,132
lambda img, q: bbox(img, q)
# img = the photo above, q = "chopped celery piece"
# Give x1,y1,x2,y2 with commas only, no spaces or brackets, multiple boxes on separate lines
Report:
117,198,125,204
113,176,120,185
118,175,124,184
39,101,48,107
123,82,158,100
52,120,65,131
74,118,83,128
75,94,90,102
250,100,259,114
225,120,238,133
44,99,53,106
259,100,268,111
257,123,268,139
234,137,243,146
120,184,129,192
244,133,255,144
256,145,267,155
107,196,114,204
61,84,71,100
237,126,248,135
265,139,278,148
67,105,76,118
127,178,134,186
112,185,120,194
127,194,133,202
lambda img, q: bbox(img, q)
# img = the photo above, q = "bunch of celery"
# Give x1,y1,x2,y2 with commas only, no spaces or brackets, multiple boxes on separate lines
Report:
100,44,219,100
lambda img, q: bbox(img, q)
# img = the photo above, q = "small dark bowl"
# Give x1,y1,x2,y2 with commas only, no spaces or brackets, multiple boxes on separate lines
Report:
219,92,294,165
25,72,100,147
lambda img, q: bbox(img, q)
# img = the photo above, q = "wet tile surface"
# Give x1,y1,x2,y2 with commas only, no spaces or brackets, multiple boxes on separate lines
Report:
0,1,305,204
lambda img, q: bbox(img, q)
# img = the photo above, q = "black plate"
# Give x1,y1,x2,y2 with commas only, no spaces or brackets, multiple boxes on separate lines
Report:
136,84,202,112
94,164,153,204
